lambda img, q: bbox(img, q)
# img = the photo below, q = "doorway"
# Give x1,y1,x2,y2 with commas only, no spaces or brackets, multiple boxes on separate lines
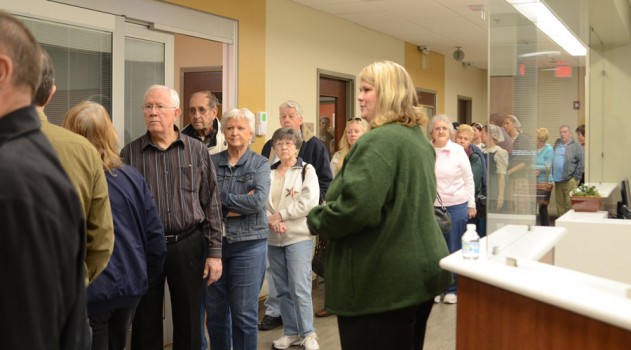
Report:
181,69,223,126
457,96,472,124
318,71,354,158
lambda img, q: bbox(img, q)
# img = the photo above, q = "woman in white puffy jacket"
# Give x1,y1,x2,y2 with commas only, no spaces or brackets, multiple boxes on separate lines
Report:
266,127,321,350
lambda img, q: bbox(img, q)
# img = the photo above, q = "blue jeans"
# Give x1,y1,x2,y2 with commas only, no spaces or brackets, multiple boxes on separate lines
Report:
263,258,281,317
268,240,315,337
204,238,267,350
443,202,468,294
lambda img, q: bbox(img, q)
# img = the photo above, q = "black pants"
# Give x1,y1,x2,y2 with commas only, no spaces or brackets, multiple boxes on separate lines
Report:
89,308,134,350
337,299,434,350
131,230,205,350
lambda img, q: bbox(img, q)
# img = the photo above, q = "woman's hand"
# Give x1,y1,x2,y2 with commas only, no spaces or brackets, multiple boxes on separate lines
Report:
496,196,504,210
269,221,287,233
268,212,283,226
467,207,477,219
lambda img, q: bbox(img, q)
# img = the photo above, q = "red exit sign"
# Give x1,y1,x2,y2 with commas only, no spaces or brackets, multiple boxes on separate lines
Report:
556,65,572,78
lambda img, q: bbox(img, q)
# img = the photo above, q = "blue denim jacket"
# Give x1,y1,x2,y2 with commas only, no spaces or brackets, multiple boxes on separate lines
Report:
212,148,271,243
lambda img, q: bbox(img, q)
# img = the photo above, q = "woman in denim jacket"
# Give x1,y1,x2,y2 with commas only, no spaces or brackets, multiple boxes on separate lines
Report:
203,108,271,350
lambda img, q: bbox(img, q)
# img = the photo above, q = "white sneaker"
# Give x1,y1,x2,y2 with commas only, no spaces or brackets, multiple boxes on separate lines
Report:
434,294,443,303
272,335,301,349
443,293,458,304
301,333,320,350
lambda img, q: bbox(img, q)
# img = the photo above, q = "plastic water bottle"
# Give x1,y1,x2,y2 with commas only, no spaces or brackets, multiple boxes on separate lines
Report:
462,224,480,260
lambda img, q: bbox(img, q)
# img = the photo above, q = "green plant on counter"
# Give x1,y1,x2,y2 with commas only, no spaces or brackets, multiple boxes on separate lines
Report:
570,184,602,197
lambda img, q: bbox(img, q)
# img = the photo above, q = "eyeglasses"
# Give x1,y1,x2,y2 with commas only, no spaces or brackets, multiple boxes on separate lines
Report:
274,140,295,148
143,104,177,112
189,107,209,115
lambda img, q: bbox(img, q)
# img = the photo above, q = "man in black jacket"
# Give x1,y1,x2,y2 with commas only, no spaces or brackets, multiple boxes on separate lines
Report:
0,11,89,350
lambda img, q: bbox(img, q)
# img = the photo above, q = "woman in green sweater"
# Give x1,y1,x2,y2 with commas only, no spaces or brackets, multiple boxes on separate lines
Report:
307,61,451,350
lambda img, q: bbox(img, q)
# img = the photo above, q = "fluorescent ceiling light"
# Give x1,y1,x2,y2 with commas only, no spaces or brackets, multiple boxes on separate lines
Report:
506,0,587,56
518,50,561,58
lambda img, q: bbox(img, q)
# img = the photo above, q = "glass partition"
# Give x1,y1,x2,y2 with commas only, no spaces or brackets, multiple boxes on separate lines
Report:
487,0,587,255
21,16,113,126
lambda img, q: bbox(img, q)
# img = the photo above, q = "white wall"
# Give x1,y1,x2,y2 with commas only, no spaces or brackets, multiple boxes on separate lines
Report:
589,43,631,185
265,0,404,138
444,58,488,122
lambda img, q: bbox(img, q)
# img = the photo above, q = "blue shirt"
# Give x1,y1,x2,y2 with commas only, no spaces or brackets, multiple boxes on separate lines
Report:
536,143,554,183
553,143,566,182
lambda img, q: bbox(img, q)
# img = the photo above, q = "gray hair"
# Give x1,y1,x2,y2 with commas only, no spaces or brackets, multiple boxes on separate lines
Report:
279,100,303,117
145,84,180,107
190,90,219,108
221,108,256,139
271,127,303,150
428,114,454,135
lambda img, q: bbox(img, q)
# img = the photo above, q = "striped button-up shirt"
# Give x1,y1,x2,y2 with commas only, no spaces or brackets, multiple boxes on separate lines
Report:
121,129,222,258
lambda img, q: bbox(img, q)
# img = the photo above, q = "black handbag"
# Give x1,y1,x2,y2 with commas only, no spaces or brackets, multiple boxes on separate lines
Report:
435,193,452,235
312,236,327,278
475,194,487,217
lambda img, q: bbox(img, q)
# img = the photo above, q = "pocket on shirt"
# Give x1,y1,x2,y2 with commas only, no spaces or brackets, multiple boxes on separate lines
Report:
180,165,200,192
236,173,254,188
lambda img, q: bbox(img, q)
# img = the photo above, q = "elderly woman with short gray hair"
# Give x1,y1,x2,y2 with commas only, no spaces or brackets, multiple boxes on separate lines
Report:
266,127,321,350
429,114,476,305
204,108,271,350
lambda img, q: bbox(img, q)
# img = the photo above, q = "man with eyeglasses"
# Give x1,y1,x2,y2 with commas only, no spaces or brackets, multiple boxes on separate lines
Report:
258,100,333,331
182,90,227,155
121,84,223,350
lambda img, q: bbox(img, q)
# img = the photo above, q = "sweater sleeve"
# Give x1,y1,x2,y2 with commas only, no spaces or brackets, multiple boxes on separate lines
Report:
307,142,393,239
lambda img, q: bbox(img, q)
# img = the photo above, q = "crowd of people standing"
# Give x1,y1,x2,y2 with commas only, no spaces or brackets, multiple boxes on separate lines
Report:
2,10,587,350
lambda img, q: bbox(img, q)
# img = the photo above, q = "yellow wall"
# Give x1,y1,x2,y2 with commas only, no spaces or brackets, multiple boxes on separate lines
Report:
165,0,487,149
266,0,404,137
405,42,446,114
166,0,267,150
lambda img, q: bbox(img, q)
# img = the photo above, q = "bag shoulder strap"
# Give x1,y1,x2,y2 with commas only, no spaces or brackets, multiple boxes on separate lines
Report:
436,192,447,209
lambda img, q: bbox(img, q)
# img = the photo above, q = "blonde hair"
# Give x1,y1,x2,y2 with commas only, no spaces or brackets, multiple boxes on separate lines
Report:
536,127,549,143
358,61,427,129
336,118,371,172
456,124,474,139
63,101,122,172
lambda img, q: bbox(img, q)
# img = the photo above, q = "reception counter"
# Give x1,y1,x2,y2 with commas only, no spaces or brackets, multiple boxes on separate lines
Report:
555,209,631,284
440,225,631,349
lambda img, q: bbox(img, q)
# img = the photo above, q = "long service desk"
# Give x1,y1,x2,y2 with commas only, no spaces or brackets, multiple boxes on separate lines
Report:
440,225,631,350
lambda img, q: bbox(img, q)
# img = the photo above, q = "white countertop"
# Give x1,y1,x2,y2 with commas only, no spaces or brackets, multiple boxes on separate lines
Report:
584,182,618,198
555,209,609,222
440,224,631,331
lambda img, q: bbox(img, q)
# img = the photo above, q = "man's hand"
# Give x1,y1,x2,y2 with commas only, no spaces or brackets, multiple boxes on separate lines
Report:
203,257,222,286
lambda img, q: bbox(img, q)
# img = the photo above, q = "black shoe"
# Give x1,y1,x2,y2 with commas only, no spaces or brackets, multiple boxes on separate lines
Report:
258,315,283,331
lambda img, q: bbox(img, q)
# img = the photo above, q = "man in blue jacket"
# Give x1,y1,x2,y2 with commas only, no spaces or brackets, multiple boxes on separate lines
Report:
259,100,333,330
552,125,584,217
